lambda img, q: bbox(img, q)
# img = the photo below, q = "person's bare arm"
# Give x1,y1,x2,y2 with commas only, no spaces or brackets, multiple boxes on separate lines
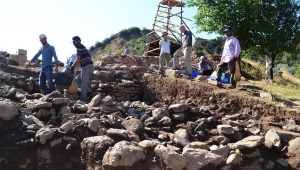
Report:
71,55,81,69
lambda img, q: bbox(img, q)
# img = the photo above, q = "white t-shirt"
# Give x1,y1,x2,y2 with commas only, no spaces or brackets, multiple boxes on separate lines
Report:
159,40,170,54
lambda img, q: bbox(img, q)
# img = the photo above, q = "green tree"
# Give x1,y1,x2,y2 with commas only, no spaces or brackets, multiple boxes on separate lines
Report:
187,0,300,79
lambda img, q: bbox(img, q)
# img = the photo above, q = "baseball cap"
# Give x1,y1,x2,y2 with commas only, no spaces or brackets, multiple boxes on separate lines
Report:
223,27,233,33
72,36,81,41
200,56,205,60
162,32,168,37
39,34,47,39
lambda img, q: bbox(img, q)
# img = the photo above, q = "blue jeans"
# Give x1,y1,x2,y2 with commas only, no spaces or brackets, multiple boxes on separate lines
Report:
39,67,56,94
79,64,94,102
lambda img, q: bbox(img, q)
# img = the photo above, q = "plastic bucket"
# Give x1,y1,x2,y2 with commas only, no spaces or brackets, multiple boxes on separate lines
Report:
191,70,199,78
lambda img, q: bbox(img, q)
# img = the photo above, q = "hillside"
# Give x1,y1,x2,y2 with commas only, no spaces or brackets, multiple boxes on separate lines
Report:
89,27,300,80
89,27,151,56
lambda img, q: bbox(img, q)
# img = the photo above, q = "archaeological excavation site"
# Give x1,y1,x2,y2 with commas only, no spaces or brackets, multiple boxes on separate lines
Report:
0,51,300,170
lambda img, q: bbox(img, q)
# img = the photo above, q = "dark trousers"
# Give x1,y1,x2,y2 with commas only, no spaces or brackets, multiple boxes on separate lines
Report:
216,59,236,86
200,70,214,76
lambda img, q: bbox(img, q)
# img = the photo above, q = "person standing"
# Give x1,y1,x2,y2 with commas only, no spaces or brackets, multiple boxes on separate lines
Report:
62,54,77,71
71,36,94,103
25,34,59,94
158,32,171,74
198,56,214,76
215,27,241,88
123,45,130,55
173,25,193,75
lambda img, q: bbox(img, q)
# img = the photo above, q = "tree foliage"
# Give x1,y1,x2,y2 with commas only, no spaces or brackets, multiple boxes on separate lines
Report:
187,0,300,79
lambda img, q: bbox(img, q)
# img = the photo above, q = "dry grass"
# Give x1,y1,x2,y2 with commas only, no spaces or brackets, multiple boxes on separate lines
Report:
241,58,300,105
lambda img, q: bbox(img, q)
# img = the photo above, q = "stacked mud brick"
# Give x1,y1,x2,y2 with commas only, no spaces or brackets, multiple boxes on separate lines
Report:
8,49,27,66
17,49,27,66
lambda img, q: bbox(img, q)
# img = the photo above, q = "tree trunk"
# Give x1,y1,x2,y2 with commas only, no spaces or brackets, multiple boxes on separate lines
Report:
270,53,276,80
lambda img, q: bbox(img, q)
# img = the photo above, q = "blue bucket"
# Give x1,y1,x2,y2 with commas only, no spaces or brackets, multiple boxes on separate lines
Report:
191,70,199,78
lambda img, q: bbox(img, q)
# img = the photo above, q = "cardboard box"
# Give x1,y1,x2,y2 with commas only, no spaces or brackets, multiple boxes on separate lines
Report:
18,55,27,61
18,49,27,55
9,54,18,61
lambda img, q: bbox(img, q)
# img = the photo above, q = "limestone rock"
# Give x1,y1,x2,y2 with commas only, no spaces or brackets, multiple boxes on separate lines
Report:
0,101,19,121
58,105,71,116
228,136,264,149
102,141,145,168
175,128,189,140
89,93,101,107
217,125,235,135
81,136,115,169
60,121,75,132
52,98,71,105
121,118,144,136
182,148,223,170
264,129,281,148
152,108,169,119
88,118,100,133
226,153,241,165
168,103,189,113
154,145,187,170
288,137,300,155
183,141,210,151
106,128,140,142
35,127,54,144
74,103,88,112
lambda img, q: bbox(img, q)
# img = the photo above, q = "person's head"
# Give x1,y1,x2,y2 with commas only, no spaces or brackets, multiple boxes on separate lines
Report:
200,56,206,62
162,32,168,40
72,36,81,47
39,34,47,45
125,45,128,48
179,25,186,33
223,27,233,37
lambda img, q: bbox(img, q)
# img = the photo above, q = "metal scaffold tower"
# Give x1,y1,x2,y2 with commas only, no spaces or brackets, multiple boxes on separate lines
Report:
144,0,194,57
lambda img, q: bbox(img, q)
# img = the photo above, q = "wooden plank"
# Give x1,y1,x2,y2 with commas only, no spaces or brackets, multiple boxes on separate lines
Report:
145,47,160,53
170,13,193,22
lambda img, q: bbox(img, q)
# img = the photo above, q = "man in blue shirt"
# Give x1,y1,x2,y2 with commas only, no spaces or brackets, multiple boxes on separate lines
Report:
25,34,59,94
123,45,130,55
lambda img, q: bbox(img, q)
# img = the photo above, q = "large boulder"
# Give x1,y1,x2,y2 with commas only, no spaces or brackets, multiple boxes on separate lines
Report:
168,104,189,113
152,108,169,119
35,127,54,144
0,101,19,121
154,145,187,170
228,136,264,149
182,148,224,170
102,141,145,168
121,118,144,136
264,129,281,148
106,128,140,142
288,137,300,155
81,136,115,169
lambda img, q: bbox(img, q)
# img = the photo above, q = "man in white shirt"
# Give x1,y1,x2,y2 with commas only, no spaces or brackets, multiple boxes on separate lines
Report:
215,27,241,88
158,32,171,74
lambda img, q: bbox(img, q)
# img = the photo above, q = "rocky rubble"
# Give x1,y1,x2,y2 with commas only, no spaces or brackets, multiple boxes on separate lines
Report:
0,54,300,170
0,86,299,170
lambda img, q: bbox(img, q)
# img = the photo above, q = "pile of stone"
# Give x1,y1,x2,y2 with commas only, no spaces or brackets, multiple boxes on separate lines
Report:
5,49,28,66
0,83,299,169
0,51,10,64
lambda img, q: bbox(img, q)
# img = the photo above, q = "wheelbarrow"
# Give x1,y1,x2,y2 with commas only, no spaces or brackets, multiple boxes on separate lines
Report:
54,71,77,94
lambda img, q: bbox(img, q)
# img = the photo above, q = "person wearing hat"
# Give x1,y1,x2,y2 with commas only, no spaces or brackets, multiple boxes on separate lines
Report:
25,34,59,94
158,32,171,74
71,36,95,103
172,25,193,76
198,56,214,76
215,27,241,88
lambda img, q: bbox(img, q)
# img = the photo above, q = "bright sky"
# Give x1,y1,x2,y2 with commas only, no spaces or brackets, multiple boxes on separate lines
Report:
0,0,219,62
